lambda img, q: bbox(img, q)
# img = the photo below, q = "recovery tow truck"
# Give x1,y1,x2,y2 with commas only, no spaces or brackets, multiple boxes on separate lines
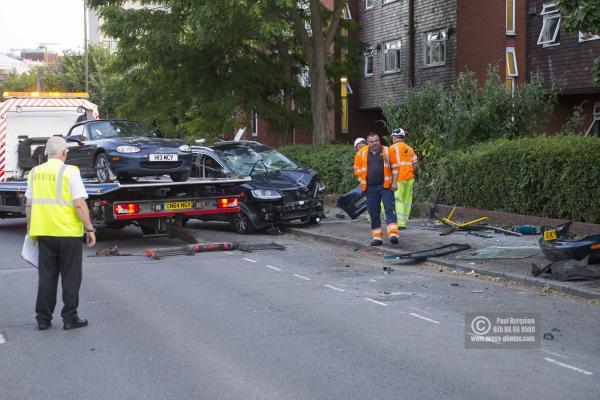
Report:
0,177,248,235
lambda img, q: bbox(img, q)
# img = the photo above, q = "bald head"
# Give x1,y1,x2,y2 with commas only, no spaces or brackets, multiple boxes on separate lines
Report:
45,136,68,160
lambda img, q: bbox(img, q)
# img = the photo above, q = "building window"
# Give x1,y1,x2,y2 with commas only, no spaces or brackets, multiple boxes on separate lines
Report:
505,77,515,97
364,47,374,77
579,31,600,42
424,30,447,67
340,78,352,134
506,47,518,77
251,111,258,137
365,0,373,10
383,40,401,73
506,0,515,34
382,0,398,4
537,2,560,46
586,103,600,137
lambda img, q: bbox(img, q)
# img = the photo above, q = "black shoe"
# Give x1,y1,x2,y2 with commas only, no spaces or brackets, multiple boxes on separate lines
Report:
390,236,399,244
370,239,383,246
398,226,407,230
63,318,88,330
37,321,51,331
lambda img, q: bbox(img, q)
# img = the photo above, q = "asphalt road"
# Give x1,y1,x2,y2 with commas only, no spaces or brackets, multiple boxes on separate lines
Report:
1,218,599,400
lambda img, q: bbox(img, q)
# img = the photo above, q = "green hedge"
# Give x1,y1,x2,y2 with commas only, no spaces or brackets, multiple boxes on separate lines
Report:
433,136,600,223
281,136,600,223
280,145,357,194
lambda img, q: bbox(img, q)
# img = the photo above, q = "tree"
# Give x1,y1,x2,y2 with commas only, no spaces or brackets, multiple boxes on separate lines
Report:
558,0,600,84
88,0,359,143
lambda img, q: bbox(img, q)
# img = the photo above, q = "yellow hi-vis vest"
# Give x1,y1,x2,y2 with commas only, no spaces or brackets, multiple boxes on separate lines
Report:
28,159,84,238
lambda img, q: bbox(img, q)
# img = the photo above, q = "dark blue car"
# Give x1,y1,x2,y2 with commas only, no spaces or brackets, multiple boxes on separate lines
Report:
65,120,192,182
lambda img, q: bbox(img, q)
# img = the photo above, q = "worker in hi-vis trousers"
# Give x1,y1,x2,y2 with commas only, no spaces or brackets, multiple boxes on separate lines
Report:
354,132,400,246
389,128,417,229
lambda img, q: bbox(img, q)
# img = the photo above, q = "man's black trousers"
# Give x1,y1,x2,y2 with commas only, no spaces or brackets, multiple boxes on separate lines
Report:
36,236,83,323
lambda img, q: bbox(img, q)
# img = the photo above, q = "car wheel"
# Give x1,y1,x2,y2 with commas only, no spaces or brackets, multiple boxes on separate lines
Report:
170,171,190,182
95,153,114,183
141,225,157,235
231,211,255,234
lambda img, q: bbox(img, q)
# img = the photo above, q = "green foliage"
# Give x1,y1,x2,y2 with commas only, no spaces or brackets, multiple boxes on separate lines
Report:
560,103,586,135
0,70,37,93
280,144,357,194
382,68,558,157
558,0,600,84
431,136,600,223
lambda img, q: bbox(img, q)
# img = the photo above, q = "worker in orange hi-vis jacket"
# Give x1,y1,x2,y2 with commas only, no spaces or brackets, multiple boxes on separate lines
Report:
353,132,400,246
353,138,367,178
389,128,418,229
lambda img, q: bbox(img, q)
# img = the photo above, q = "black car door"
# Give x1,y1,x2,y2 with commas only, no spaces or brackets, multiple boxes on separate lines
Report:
202,155,226,178
66,124,96,172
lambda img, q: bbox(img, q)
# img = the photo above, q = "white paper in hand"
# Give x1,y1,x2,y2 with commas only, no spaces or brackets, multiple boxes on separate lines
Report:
21,235,39,268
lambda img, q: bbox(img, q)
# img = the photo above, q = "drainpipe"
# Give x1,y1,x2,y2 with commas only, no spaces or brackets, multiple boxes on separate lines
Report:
408,0,415,88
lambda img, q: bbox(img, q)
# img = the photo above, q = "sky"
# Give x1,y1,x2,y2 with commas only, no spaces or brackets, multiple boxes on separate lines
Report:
0,0,86,55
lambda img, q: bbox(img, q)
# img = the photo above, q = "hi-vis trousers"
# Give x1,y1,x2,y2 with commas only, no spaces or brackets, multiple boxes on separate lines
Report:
395,178,414,228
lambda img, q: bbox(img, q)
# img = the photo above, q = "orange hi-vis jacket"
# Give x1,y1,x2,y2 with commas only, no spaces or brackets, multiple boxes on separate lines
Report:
354,146,397,191
390,141,417,181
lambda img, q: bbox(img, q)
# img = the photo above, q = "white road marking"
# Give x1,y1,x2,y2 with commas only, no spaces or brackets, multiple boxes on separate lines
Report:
364,298,388,306
242,258,257,263
224,251,234,255
408,306,432,315
293,274,311,281
265,265,281,271
324,284,345,292
544,358,593,376
539,348,569,359
0,333,6,344
409,313,440,324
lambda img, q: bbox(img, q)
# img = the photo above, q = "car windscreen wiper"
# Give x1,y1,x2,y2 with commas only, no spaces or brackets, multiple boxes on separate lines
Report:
248,159,268,176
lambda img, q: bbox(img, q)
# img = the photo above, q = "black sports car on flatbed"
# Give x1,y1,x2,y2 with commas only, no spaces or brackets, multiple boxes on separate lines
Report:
63,120,192,182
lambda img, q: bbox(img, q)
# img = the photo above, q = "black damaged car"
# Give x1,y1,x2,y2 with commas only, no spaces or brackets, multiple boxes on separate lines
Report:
191,141,326,233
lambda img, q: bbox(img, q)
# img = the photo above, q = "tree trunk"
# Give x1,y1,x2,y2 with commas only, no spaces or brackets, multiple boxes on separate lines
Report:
309,37,331,145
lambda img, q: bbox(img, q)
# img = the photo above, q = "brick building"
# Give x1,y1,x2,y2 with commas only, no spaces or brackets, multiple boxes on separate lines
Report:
345,0,599,140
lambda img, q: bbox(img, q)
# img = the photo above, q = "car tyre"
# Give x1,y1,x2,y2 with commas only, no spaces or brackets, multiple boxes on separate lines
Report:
141,225,158,235
170,171,190,182
231,211,255,234
301,216,320,225
95,153,114,183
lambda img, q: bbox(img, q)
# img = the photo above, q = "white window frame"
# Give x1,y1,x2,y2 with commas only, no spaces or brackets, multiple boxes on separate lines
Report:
365,0,374,10
383,40,401,74
506,0,516,35
423,30,447,67
382,0,399,4
579,31,600,42
342,2,352,20
251,111,258,137
364,46,374,77
537,2,561,46
586,103,600,136
506,47,518,77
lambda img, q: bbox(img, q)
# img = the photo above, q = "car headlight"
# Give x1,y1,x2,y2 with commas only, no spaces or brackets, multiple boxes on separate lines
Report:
116,145,141,153
317,181,326,192
179,145,191,152
251,189,282,200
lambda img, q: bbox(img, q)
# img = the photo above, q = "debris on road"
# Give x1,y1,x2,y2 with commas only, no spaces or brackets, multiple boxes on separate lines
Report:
531,257,600,281
457,246,541,260
383,244,471,261
470,288,488,293
430,205,522,237
145,242,286,259
93,245,133,257
543,333,555,340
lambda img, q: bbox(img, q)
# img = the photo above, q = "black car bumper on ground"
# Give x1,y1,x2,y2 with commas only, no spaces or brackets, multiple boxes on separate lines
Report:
244,195,325,229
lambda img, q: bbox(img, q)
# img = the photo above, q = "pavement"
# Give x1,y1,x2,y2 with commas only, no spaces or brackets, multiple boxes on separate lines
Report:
285,205,600,300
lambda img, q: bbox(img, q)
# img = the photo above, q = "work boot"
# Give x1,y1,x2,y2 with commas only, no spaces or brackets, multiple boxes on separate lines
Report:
390,235,399,245
63,318,88,331
370,239,383,246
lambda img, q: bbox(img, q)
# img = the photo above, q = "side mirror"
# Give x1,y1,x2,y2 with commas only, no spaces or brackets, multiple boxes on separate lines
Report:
66,136,84,146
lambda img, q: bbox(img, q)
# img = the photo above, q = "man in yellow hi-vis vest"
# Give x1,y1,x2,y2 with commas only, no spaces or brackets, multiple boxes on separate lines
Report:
25,137,96,331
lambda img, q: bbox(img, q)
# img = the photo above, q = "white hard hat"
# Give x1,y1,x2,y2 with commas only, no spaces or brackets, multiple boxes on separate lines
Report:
354,137,367,148
391,128,407,137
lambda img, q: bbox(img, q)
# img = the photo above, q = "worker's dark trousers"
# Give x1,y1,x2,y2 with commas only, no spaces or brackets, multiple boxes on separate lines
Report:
35,236,83,323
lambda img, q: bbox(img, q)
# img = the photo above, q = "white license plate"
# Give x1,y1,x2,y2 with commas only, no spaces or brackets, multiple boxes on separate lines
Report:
149,154,178,162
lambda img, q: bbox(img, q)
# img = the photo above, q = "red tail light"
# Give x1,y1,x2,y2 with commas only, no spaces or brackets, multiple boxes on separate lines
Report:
218,197,238,208
114,203,140,215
